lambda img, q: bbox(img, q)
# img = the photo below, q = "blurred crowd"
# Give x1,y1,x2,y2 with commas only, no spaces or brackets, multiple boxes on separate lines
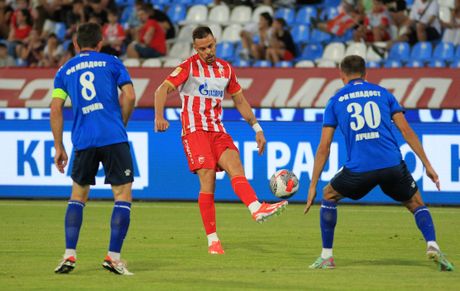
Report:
0,0,459,67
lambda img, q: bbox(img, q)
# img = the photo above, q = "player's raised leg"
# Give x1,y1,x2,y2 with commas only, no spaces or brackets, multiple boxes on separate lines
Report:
196,169,224,254
102,182,133,275
403,191,454,271
310,184,341,269
218,149,288,223
55,183,89,274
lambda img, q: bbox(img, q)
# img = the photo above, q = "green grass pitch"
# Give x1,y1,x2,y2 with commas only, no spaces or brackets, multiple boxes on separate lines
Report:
1,200,459,290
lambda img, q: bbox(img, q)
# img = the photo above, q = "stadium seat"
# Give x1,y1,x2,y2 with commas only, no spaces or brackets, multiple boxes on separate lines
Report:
410,42,432,62
439,6,452,23
222,24,243,42
115,0,135,7
207,5,230,24
406,60,425,68
428,60,447,68
167,5,187,24
275,8,295,26
316,60,336,67
388,42,410,62
142,58,162,67
299,44,323,61
438,0,456,8
175,0,193,5
366,61,381,68
310,28,332,44
168,42,192,59
123,58,141,67
456,45,460,58
194,0,213,5
320,6,339,21
366,43,386,62
383,60,402,68
433,42,455,62
321,42,345,63
54,22,67,41
253,60,272,67
208,23,222,41
232,59,251,67
120,5,133,24
163,58,183,67
324,0,341,7
176,24,196,43
295,60,315,67
229,5,252,24
252,5,273,22
153,0,170,6
274,61,293,68
295,6,317,25
344,42,367,58
216,41,234,61
181,5,208,25
450,59,460,68
291,24,310,44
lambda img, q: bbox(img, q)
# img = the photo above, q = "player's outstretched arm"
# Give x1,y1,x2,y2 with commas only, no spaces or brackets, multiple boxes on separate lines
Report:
154,81,174,132
393,113,440,190
50,98,68,173
304,126,335,214
120,83,136,127
232,91,266,155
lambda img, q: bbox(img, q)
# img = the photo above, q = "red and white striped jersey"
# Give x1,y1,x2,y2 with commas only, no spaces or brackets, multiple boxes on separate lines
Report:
166,54,242,135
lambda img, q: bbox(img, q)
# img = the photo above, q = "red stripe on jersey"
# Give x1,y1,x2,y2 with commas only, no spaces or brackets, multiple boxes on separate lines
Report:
222,62,230,79
214,99,225,132
182,95,190,134
192,61,200,77
202,63,211,78
204,98,214,130
212,64,221,78
192,96,202,131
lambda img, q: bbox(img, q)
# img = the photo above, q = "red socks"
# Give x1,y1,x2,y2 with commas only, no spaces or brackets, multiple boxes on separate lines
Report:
231,176,258,206
198,192,216,235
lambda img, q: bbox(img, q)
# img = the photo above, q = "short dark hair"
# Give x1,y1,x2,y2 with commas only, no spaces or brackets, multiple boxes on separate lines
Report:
340,55,366,77
260,12,273,26
76,22,102,49
192,26,213,41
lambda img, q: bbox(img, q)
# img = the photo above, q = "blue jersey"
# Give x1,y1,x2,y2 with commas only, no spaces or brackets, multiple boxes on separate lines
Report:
52,51,132,150
323,78,404,172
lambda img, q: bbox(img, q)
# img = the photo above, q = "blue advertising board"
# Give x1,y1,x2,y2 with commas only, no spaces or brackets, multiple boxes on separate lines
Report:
0,116,459,204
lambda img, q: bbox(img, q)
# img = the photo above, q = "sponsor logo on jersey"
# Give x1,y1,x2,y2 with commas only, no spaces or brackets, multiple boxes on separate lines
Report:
198,82,224,98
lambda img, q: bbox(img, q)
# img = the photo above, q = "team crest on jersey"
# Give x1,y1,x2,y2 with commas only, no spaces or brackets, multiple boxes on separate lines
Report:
170,67,182,77
198,156,205,164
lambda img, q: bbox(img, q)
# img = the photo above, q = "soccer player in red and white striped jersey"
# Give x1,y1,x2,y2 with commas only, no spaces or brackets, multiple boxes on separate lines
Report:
154,26,288,255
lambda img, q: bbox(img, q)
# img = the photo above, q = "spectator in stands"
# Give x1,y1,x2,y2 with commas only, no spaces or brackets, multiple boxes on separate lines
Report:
265,18,296,63
16,28,44,66
84,0,108,25
441,0,460,45
64,0,86,40
42,33,63,67
58,40,74,67
312,0,364,37
0,42,15,67
126,6,166,59
101,9,125,56
383,0,409,37
239,12,273,60
0,0,13,40
399,0,441,44
145,3,176,40
354,0,391,42
126,0,142,32
7,8,32,58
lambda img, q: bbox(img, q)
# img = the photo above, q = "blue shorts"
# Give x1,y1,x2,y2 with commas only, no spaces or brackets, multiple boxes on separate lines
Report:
134,43,163,58
71,142,134,186
330,161,418,202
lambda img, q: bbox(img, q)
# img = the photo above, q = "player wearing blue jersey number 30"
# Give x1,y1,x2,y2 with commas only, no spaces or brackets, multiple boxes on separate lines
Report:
50,23,136,275
305,55,454,271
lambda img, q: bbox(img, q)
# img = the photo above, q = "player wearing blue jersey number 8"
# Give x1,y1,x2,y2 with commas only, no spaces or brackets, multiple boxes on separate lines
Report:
304,55,454,271
50,22,136,275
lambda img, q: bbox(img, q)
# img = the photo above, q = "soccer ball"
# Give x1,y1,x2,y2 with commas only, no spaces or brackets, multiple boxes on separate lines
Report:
269,169,299,199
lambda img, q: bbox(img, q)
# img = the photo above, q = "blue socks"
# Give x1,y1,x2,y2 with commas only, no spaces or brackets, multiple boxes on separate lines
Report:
414,206,436,242
65,200,85,250
109,201,131,253
320,200,337,249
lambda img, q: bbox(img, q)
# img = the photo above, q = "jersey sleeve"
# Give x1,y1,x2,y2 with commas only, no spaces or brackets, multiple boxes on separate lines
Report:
387,91,404,115
226,64,242,95
165,60,190,89
113,57,133,88
323,98,338,127
52,68,68,100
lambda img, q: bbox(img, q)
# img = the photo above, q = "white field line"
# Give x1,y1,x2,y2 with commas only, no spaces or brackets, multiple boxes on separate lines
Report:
0,201,458,214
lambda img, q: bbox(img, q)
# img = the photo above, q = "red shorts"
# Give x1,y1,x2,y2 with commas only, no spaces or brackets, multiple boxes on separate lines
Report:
181,131,239,173
283,50,294,61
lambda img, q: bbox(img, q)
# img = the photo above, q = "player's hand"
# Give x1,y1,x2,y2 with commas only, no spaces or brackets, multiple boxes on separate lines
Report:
425,165,440,191
54,146,68,174
255,131,266,155
155,117,169,132
304,187,317,215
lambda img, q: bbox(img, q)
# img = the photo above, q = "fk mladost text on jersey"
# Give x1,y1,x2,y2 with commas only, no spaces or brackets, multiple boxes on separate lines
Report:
66,61,107,115
338,90,382,142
